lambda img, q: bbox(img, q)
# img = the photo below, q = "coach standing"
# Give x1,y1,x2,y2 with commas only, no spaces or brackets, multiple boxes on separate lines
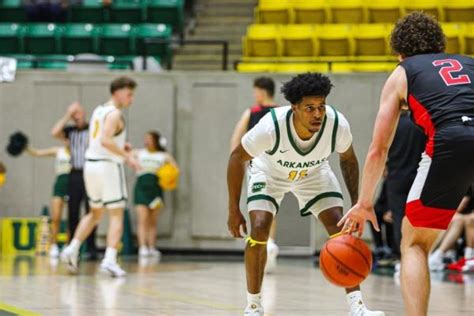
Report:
51,102,97,259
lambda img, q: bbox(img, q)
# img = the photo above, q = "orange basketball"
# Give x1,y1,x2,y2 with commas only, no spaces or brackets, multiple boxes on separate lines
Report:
319,234,373,288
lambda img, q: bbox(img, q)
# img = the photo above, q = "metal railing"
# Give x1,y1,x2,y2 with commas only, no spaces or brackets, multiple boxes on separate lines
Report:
142,38,229,71
12,56,134,70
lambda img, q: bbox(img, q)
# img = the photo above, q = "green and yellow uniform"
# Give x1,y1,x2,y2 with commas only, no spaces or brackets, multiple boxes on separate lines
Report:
53,147,71,199
133,149,167,209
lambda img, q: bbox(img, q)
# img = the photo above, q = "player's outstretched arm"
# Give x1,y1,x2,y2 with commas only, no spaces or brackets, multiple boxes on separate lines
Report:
227,144,252,238
338,66,407,236
339,145,359,206
26,146,58,157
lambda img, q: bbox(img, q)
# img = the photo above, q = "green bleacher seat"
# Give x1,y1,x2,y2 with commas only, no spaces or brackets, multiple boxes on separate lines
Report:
134,24,171,62
24,23,60,54
0,23,22,54
61,23,98,55
0,0,26,23
147,0,184,33
70,0,107,23
110,0,145,23
36,54,72,70
7,54,34,69
98,24,134,56
107,55,135,70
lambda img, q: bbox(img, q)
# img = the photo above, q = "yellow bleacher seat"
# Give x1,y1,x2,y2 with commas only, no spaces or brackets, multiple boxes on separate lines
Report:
353,24,391,56
441,23,465,54
442,0,474,22
332,62,398,72
243,24,280,57
256,0,292,24
237,63,276,72
367,1,402,23
316,24,353,56
464,23,474,55
329,0,365,24
273,63,330,73
280,24,317,57
292,0,328,24
403,0,442,20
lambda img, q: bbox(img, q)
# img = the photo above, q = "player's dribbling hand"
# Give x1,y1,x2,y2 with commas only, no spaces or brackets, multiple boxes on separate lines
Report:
337,203,380,238
228,208,247,238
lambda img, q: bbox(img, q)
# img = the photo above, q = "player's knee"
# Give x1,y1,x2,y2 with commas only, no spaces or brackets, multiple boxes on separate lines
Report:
251,218,272,241
90,209,104,222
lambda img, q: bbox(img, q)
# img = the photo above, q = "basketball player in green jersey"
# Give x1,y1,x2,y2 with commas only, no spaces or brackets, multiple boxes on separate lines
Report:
227,73,384,316
27,141,71,257
133,131,178,259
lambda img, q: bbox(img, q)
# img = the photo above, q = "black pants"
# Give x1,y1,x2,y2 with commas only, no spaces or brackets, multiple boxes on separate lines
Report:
68,169,96,253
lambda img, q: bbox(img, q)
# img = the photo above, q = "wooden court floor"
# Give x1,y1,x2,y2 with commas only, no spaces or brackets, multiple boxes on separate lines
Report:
0,255,472,316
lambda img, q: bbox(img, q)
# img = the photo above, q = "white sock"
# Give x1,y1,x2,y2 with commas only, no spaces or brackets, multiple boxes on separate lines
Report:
347,291,365,309
247,292,261,306
139,245,148,252
104,247,118,263
69,239,81,253
465,247,474,259
430,249,443,260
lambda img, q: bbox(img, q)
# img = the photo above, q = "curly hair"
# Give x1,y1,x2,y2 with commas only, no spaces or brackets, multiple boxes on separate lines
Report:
281,73,333,105
390,12,445,57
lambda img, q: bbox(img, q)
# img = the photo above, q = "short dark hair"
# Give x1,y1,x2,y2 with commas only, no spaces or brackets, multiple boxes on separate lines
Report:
110,76,137,94
390,12,445,57
253,77,275,97
281,73,333,104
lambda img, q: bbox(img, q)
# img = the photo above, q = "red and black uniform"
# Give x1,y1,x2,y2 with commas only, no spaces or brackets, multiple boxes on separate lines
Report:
401,53,474,229
248,104,278,130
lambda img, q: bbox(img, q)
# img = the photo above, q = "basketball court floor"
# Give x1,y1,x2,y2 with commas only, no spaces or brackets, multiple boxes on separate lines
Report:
0,255,472,316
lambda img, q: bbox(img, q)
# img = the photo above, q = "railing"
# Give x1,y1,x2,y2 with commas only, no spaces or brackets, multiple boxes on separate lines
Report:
12,56,135,70
142,38,229,71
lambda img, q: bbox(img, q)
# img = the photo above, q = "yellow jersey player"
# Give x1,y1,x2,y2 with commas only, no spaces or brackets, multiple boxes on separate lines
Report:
61,77,140,277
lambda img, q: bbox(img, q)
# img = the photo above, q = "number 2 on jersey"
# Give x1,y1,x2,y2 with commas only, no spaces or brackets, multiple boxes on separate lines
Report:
432,59,472,86
288,170,308,181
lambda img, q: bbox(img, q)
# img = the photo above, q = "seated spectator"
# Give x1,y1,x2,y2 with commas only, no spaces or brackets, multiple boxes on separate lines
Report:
24,0,71,22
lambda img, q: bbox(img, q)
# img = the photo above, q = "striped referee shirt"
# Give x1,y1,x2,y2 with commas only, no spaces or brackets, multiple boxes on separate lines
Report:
64,124,89,170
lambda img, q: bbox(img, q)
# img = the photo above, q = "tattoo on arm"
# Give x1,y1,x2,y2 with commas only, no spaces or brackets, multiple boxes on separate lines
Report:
340,146,360,206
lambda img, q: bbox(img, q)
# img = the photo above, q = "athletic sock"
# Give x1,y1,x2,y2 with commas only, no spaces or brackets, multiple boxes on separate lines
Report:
465,247,474,260
104,247,118,263
69,239,81,253
347,291,365,309
247,292,262,306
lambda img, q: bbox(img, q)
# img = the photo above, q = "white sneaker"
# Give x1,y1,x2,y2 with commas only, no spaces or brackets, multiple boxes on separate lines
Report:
428,252,445,271
461,258,474,273
100,260,127,278
49,244,59,258
265,241,279,274
244,303,264,316
148,247,162,260
139,246,150,257
60,246,79,274
350,300,385,316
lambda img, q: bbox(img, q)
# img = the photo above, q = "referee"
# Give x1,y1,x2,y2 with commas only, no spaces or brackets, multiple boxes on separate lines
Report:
51,102,97,259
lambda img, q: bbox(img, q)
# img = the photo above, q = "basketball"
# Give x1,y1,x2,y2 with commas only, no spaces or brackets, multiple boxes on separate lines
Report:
320,234,373,288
